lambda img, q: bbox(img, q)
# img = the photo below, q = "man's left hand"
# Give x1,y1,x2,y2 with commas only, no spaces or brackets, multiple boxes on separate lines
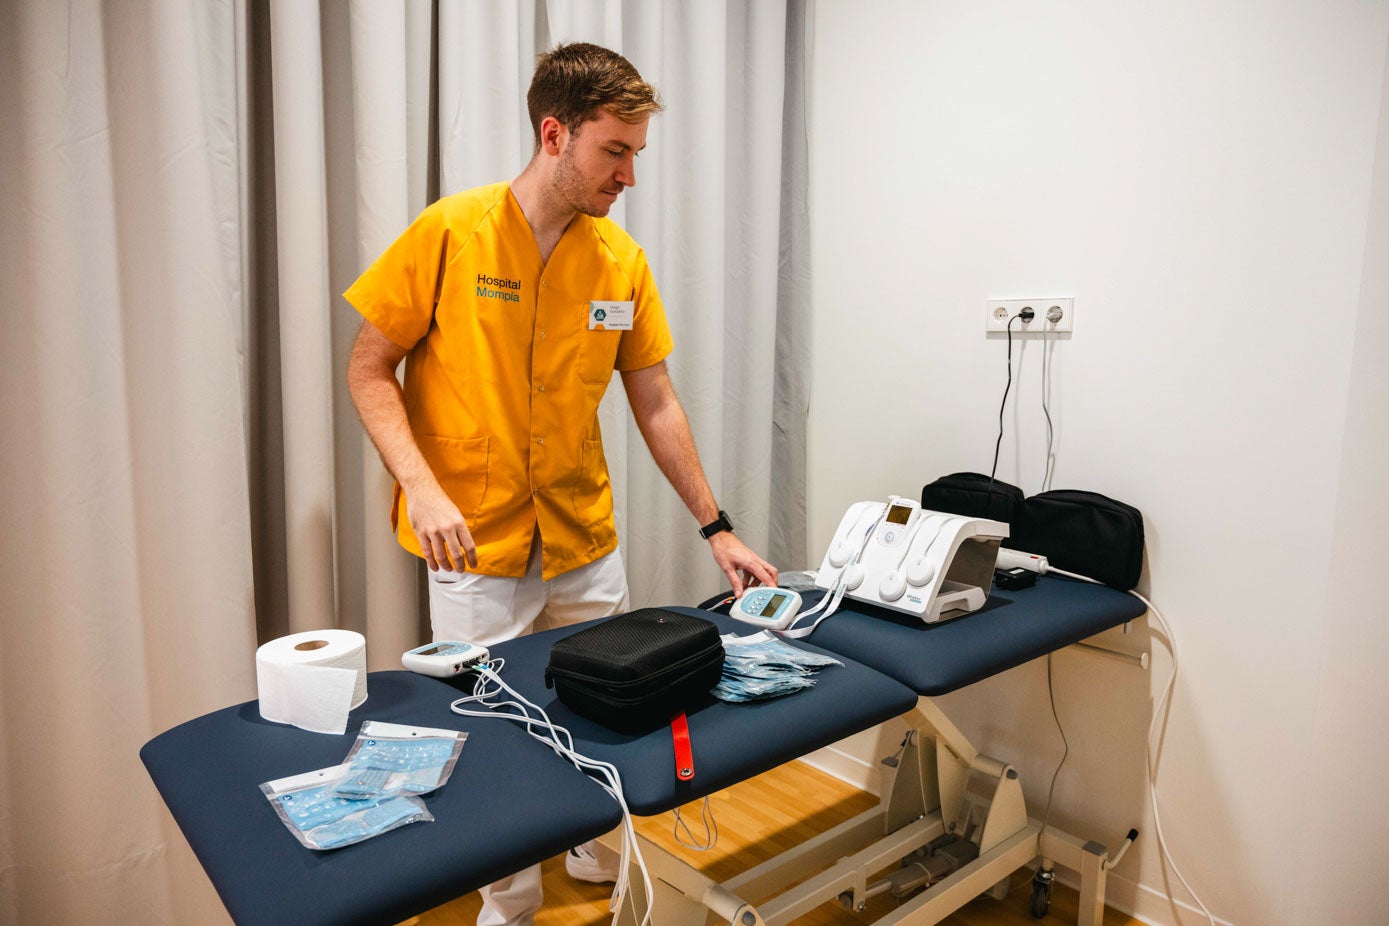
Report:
708,532,778,598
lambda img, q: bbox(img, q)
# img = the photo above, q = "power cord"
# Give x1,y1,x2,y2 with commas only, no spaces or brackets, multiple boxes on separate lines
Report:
986,308,1031,514
1040,327,1057,492
1043,566,1218,926
989,308,1207,915
1035,652,1070,849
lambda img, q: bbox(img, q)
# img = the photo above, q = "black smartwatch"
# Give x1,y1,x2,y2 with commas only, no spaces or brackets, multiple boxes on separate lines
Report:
698,510,734,539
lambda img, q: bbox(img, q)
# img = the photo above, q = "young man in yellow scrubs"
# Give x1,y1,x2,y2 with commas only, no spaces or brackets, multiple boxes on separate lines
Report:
345,43,777,926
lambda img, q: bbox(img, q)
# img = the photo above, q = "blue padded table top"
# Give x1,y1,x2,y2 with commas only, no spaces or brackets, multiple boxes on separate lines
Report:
446,608,920,817
141,670,622,926
705,576,1148,696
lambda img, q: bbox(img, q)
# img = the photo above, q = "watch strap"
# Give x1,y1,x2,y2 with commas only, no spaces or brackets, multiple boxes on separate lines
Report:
698,510,733,540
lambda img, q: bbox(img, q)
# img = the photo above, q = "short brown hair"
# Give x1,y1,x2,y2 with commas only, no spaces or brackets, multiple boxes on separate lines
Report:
527,43,662,149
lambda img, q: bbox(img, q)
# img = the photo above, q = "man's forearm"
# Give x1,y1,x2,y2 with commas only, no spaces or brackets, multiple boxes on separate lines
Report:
346,323,443,503
637,401,720,524
348,369,441,499
622,365,720,525
622,361,777,593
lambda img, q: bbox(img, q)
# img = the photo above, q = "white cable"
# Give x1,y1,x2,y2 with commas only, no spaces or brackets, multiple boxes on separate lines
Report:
779,503,889,639
672,796,718,851
1047,567,1217,926
1041,333,1057,491
452,671,652,923
451,665,656,926
891,512,940,572
1035,652,1069,848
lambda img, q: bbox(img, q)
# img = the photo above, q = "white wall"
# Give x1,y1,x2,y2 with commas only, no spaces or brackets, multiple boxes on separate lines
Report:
806,3,1389,924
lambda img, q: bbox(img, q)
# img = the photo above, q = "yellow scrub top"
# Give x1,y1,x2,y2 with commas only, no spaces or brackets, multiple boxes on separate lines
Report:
345,182,674,579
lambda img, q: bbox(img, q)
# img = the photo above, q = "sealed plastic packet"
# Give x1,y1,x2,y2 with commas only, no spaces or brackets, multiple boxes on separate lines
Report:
331,721,467,799
722,630,844,669
712,631,843,702
261,763,432,850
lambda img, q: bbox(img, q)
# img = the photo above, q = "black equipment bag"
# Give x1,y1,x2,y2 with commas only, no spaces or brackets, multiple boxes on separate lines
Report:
1009,490,1145,591
921,472,1025,526
545,608,725,734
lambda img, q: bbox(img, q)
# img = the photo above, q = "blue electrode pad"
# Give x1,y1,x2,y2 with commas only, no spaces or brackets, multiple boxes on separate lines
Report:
330,721,468,799
261,764,432,851
729,587,803,630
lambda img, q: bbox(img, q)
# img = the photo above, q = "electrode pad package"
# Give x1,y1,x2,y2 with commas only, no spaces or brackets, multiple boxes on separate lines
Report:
332,721,467,799
713,631,843,702
261,763,433,850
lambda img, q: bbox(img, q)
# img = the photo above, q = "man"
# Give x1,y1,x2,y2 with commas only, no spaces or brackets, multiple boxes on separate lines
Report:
345,43,776,926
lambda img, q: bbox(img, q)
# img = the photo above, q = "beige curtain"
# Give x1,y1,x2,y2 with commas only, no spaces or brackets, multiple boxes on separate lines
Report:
1,2,259,921
0,0,810,921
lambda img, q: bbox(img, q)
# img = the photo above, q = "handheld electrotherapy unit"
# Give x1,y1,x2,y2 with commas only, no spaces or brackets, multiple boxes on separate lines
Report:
729,587,804,630
402,641,489,678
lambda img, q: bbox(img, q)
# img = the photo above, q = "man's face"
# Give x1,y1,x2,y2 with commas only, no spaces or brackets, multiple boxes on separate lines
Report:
552,110,649,218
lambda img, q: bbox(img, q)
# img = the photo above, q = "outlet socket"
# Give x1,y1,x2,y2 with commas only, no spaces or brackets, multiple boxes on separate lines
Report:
986,298,1074,334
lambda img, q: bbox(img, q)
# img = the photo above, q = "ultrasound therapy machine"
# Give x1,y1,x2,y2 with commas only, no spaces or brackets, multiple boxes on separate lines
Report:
142,496,1148,926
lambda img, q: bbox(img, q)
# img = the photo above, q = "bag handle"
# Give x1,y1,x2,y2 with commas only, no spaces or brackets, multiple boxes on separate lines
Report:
671,713,695,781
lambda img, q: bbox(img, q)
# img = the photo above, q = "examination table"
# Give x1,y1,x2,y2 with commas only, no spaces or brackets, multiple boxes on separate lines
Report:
142,575,1145,925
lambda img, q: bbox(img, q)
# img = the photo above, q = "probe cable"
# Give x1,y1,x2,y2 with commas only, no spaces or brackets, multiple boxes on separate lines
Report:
451,661,657,926
779,503,889,639
1047,567,1218,926
672,795,718,851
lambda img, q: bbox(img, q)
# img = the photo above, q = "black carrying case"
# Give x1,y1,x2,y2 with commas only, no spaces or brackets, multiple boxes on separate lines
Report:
921,472,1025,525
1009,489,1145,591
545,608,725,734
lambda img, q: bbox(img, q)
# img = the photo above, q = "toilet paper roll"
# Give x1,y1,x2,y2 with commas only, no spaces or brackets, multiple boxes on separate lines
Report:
256,629,368,735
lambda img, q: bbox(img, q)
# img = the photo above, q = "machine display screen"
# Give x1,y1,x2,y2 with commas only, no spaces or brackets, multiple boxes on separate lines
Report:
886,504,912,525
416,644,453,657
761,595,783,618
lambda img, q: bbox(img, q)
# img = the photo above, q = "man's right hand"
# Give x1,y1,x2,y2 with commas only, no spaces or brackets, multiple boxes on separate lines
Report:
406,486,478,572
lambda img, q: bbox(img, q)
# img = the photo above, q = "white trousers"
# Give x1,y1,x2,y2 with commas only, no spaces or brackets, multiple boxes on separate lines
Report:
428,537,630,647
428,535,629,926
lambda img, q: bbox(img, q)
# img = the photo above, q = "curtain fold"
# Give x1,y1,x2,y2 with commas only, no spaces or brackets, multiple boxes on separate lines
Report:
0,1,809,920
346,0,429,673
266,0,338,634
1,2,256,921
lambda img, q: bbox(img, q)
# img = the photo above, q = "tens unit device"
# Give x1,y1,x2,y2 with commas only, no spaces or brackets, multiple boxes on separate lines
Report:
401,641,490,678
816,497,1008,622
729,587,804,630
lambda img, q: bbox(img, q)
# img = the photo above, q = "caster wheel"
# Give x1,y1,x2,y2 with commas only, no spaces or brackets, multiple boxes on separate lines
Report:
1030,868,1053,919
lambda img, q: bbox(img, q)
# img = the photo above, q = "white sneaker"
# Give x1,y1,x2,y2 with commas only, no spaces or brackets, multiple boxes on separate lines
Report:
565,842,620,884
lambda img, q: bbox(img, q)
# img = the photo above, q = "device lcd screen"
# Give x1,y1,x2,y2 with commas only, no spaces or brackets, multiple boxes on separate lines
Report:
886,505,912,525
416,644,452,657
760,596,782,618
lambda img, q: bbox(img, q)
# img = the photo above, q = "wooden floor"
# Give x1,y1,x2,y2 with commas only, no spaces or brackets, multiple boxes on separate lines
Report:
401,760,1140,926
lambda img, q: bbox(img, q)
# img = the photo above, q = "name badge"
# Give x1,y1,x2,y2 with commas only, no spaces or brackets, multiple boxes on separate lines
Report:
589,301,634,331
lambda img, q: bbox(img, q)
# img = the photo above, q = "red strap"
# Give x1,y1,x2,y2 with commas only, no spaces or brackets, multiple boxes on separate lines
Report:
671,713,695,781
